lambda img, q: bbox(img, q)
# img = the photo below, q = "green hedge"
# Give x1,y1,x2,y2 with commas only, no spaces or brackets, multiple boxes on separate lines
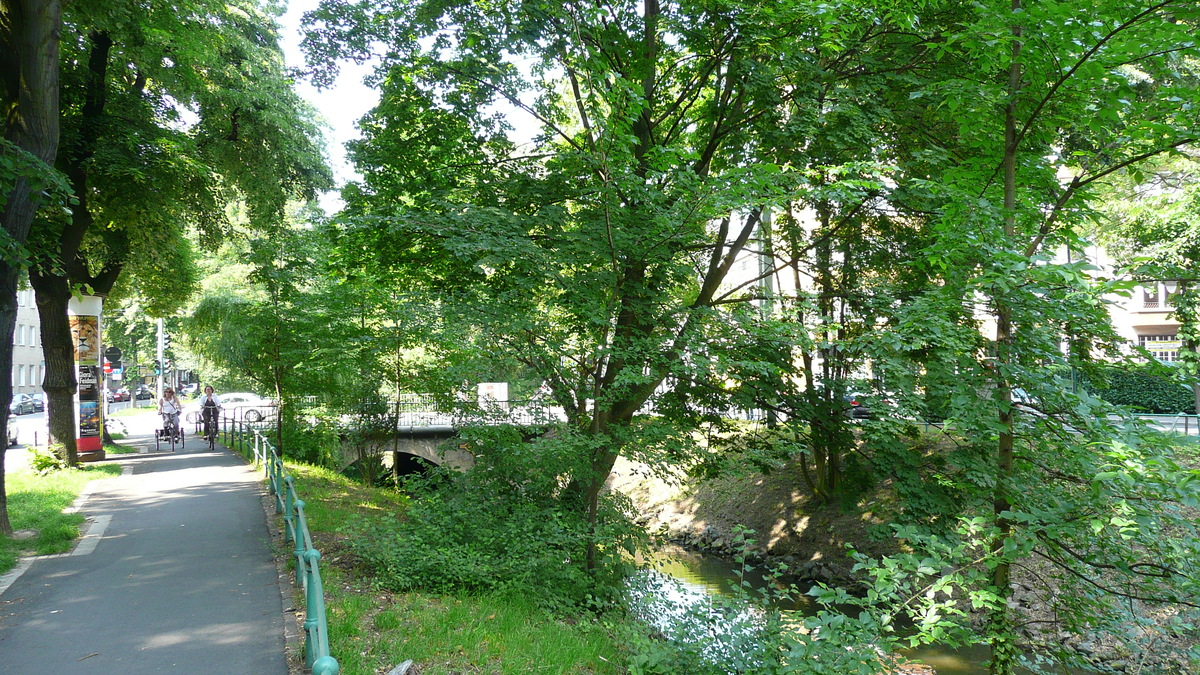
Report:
1087,367,1196,414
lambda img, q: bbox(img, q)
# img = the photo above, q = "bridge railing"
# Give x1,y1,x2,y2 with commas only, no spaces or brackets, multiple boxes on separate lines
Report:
243,425,340,675
374,396,566,428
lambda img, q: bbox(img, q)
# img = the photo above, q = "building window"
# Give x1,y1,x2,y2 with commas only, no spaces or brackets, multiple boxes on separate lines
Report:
1139,334,1180,362
1140,282,1181,311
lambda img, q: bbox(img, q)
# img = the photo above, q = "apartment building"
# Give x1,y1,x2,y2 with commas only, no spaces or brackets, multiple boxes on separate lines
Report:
1117,280,1183,362
13,286,45,396
726,220,1181,368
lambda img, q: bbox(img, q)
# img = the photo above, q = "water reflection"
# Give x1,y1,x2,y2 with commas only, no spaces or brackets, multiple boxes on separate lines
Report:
640,544,1093,675
639,544,814,612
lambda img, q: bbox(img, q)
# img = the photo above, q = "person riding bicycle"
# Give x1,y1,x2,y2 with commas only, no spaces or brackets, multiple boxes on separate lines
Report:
158,388,183,439
199,386,222,439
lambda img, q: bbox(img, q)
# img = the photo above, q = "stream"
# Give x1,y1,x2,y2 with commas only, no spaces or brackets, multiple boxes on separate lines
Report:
641,543,1091,675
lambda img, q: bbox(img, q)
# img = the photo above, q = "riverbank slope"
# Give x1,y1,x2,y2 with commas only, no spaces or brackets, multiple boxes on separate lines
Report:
607,454,897,582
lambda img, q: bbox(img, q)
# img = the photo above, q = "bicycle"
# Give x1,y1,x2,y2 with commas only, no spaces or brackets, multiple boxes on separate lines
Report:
155,411,182,452
201,405,219,451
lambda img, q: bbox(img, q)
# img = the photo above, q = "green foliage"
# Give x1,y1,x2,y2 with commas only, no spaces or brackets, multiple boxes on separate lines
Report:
1086,365,1195,414
343,433,644,611
281,458,622,674
30,444,68,474
280,407,342,468
823,427,1200,672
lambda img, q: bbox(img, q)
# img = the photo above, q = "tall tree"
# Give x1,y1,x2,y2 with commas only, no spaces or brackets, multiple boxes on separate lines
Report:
307,0,939,567
869,1,1200,671
29,0,329,462
0,0,63,534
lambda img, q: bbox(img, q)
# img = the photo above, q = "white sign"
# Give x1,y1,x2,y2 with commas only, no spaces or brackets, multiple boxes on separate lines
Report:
478,382,508,401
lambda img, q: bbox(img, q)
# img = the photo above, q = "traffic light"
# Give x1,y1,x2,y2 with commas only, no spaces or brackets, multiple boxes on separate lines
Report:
163,333,172,350
154,359,161,374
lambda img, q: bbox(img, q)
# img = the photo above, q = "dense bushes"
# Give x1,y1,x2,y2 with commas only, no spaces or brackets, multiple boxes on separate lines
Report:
1085,366,1195,414
341,429,643,610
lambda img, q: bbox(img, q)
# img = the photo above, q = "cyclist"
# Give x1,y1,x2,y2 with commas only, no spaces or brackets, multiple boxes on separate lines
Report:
199,386,222,442
158,387,184,442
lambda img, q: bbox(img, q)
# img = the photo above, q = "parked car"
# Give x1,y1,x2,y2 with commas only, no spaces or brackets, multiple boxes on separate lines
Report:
844,392,890,419
134,386,153,400
179,383,200,397
9,393,37,415
184,392,277,423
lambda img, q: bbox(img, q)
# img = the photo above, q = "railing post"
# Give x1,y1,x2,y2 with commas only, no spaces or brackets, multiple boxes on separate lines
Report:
304,549,338,674
285,480,298,545
273,452,284,514
303,549,320,668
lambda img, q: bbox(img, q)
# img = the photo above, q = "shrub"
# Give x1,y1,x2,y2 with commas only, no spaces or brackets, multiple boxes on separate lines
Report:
29,445,67,474
343,427,643,610
281,407,341,467
343,470,635,610
1086,366,1194,414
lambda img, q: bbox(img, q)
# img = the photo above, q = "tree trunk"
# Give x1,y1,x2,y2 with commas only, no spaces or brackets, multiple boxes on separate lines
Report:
988,3,1023,673
0,0,64,533
30,270,78,464
0,272,19,534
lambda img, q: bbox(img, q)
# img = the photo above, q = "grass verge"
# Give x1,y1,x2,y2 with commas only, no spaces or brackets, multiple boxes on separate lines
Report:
282,462,624,675
0,462,123,573
108,405,157,418
104,440,138,455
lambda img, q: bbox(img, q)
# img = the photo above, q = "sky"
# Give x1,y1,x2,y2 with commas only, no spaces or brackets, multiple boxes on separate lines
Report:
277,1,379,213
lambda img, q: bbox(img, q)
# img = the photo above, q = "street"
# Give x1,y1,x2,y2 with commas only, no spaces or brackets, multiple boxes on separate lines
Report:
6,398,157,449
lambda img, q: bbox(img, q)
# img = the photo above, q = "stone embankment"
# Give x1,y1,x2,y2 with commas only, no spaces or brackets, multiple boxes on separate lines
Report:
607,456,890,585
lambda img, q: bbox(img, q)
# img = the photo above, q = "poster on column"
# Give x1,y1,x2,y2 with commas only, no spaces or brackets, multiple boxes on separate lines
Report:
78,366,100,438
69,315,99,362
68,300,103,457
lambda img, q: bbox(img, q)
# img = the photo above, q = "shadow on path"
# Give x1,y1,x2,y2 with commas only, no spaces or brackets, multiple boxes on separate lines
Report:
0,436,288,674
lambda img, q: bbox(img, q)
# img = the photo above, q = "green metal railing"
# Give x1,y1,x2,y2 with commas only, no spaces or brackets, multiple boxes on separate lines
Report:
242,425,340,675
1160,413,1200,437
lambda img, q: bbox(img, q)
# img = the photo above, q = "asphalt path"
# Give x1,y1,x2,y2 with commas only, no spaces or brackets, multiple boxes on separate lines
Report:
0,426,289,674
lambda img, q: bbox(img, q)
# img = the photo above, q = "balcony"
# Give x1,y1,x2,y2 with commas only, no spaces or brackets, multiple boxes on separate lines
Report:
1134,281,1179,313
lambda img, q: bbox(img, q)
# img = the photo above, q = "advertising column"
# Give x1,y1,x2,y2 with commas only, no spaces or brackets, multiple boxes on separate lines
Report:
68,296,105,462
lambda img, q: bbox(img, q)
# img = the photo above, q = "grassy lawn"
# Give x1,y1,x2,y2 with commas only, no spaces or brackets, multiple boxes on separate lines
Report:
108,404,157,418
0,462,123,574
282,462,624,675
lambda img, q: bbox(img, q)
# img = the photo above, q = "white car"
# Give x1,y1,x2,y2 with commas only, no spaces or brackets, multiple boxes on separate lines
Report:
184,392,276,423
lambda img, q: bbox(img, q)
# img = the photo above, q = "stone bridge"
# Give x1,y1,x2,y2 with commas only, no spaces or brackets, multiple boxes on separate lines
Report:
337,398,565,473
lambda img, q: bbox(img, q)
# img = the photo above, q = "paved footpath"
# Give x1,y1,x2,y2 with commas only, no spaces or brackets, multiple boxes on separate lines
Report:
0,431,289,674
